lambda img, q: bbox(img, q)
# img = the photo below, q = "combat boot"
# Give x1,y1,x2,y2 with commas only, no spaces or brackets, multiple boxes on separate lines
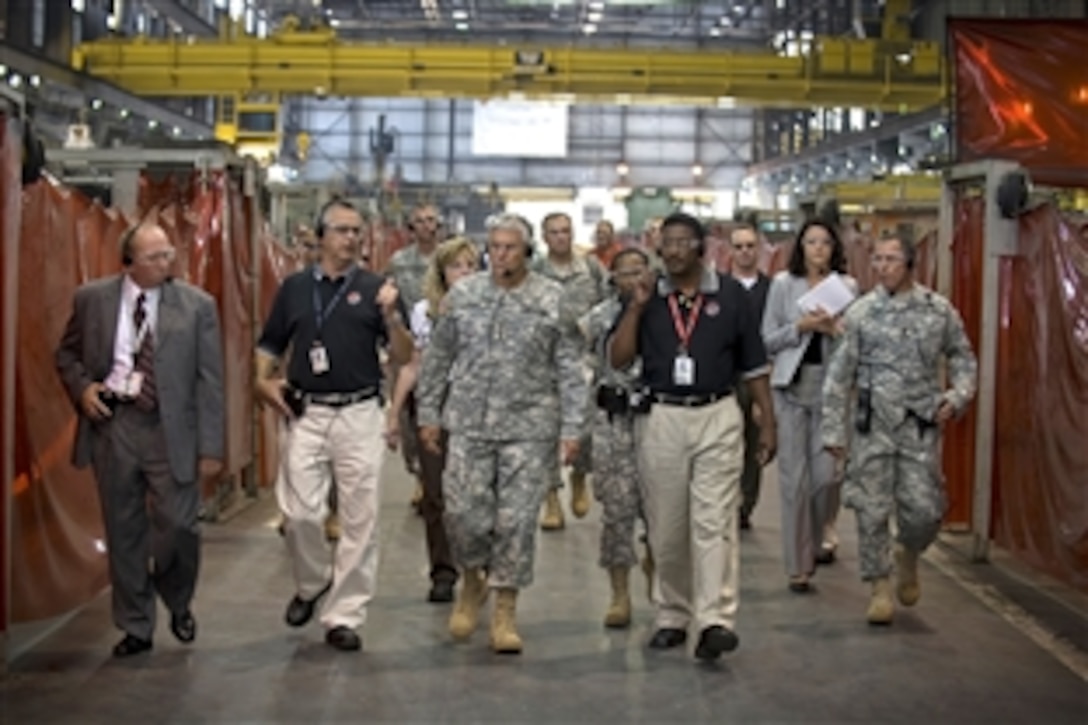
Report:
866,577,895,625
448,568,488,640
604,567,632,628
570,471,591,518
540,489,565,531
895,544,921,606
490,588,523,654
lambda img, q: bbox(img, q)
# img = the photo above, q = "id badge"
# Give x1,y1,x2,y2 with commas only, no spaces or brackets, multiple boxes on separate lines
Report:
124,371,144,398
309,344,330,375
673,355,695,386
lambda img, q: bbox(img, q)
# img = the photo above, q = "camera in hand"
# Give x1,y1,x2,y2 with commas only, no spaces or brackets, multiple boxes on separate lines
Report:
97,388,120,412
282,383,306,418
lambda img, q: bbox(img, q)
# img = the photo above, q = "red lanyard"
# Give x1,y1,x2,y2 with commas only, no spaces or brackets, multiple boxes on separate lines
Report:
667,293,703,353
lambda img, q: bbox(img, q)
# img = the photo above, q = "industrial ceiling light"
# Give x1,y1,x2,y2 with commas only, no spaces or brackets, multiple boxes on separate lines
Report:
8,73,22,89
455,22,469,31
587,10,602,22
90,97,102,109
588,1,605,10
583,23,597,34
452,10,468,20
616,161,630,176
709,27,721,37
29,74,41,87
692,163,704,177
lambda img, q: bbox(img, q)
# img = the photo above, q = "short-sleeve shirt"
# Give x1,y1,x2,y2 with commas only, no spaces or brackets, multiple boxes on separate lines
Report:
635,266,769,396
257,264,406,394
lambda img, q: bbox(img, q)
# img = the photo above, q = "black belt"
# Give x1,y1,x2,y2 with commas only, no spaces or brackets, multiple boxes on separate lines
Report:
304,387,379,408
653,390,732,408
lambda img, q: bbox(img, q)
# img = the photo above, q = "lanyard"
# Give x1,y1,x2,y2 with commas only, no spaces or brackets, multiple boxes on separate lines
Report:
313,266,358,336
667,292,703,353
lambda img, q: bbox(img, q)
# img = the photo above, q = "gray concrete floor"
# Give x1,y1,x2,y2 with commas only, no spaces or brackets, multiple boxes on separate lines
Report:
3,459,1086,724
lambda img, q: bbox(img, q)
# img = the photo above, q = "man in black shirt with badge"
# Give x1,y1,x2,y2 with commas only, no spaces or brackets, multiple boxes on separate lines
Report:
256,199,413,652
610,212,776,661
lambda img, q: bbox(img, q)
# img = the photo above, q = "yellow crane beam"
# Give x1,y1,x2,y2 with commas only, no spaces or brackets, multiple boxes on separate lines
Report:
71,22,944,112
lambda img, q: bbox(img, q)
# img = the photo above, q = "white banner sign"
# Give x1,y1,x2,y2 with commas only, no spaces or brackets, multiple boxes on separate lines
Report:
471,100,569,158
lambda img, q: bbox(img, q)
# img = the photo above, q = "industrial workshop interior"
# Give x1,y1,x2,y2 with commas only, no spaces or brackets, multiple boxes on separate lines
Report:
1,0,1086,722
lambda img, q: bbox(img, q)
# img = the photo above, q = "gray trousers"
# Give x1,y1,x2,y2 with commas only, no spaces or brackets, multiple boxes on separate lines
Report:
92,405,200,640
736,380,762,518
772,365,839,579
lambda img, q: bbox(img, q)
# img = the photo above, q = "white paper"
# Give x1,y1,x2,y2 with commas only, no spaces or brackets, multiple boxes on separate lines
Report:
796,273,856,316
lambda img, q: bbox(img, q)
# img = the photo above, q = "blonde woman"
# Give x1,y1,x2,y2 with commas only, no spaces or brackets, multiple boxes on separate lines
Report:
386,236,480,603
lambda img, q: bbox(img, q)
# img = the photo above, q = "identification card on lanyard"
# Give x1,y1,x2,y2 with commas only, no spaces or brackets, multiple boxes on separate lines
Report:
668,293,703,387
310,266,358,376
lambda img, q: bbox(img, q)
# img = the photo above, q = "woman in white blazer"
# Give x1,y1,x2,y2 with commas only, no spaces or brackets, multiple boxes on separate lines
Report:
761,220,856,592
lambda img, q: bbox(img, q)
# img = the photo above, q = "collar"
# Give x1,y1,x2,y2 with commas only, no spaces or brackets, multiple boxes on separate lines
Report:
122,274,161,304
657,264,719,296
312,262,358,282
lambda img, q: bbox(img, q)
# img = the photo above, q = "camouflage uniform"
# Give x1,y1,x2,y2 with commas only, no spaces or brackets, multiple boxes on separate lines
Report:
532,254,606,483
580,296,642,569
386,243,434,475
822,284,977,581
417,271,586,588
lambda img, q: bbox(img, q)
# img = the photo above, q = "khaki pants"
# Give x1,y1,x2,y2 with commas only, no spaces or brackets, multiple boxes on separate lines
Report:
636,395,743,631
277,398,384,630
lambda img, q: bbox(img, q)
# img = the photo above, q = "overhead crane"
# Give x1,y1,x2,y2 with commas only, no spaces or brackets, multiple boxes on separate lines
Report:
71,19,945,113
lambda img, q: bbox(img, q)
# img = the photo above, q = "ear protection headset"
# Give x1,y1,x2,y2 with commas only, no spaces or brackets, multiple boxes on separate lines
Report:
119,225,139,266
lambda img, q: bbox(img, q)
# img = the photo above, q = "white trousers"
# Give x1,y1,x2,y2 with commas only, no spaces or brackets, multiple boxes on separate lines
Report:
276,398,384,630
636,395,744,631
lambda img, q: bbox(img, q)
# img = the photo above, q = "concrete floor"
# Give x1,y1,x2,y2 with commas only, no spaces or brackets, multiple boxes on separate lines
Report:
3,459,1086,724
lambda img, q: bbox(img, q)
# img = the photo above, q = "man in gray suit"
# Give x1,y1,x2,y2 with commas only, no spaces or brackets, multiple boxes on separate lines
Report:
56,223,225,657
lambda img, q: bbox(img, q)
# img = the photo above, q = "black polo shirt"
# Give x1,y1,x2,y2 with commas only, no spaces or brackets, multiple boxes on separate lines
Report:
258,264,407,394
636,267,769,396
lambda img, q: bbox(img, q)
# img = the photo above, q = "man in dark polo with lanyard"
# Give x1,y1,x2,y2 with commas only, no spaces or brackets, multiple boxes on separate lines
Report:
256,199,412,652
610,212,777,661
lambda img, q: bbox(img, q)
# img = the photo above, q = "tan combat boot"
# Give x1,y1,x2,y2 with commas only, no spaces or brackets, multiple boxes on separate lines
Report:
490,588,523,654
603,567,632,628
570,472,591,518
540,489,565,531
895,544,921,606
866,577,895,625
449,569,489,640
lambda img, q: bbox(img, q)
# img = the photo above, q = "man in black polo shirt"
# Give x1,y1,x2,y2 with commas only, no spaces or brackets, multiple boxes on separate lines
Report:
256,199,412,652
610,212,776,661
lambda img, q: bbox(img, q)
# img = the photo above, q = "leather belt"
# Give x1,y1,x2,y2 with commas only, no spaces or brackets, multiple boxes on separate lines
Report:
305,387,379,408
653,390,732,408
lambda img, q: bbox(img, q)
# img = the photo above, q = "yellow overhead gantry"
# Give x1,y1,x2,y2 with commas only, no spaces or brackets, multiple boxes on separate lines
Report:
71,16,944,112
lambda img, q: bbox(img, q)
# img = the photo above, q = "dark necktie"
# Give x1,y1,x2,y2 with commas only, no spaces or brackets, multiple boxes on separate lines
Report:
133,292,157,411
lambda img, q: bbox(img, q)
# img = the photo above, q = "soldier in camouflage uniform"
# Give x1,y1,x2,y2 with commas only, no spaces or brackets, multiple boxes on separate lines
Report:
533,212,607,530
822,236,977,625
579,248,651,629
387,203,443,508
417,213,586,655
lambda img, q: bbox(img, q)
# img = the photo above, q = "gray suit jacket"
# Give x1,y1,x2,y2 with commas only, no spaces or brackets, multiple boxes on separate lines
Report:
55,275,226,482
762,271,858,389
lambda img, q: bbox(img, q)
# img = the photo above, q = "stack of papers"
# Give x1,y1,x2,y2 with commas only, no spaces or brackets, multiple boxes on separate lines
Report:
796,273,856,316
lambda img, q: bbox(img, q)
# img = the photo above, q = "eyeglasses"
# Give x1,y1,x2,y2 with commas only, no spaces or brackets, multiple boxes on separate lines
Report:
138,249,176,263
871,254,905,266
328,225,362,236
732,243,756,250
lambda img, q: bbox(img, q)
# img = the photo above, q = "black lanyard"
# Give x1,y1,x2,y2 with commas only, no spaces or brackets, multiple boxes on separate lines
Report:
312,265,358,339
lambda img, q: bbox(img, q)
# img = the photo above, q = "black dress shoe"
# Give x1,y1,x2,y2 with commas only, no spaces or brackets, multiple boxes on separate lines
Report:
647,628,688,649
739,511,752,530
694,625,739,660
285,582,332,628
815,547,836,565
170,611,197,643
428,578,455,603
113,634,153,658
325,626,361,651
